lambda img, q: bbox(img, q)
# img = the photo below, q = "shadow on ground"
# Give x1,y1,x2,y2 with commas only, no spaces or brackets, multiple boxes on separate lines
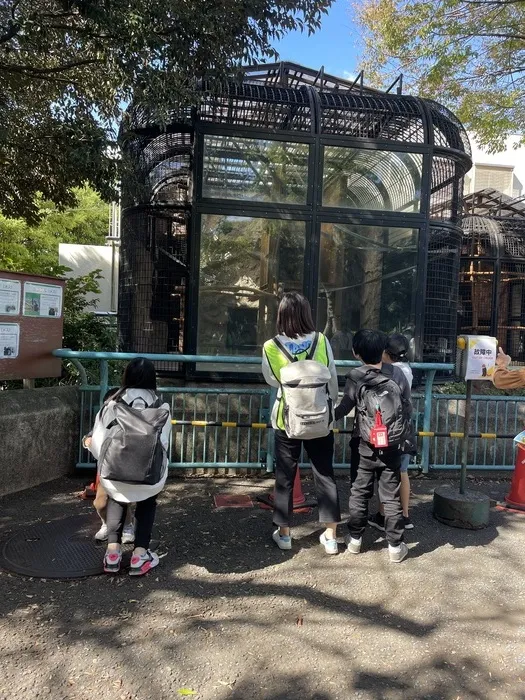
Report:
0,474,524,700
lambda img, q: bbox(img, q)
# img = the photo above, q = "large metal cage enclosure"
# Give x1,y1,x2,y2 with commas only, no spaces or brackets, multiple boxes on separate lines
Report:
459,189,525,362
119,62,472,376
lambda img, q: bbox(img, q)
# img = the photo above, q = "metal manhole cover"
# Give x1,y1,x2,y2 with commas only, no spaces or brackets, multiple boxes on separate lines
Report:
0,514,138,579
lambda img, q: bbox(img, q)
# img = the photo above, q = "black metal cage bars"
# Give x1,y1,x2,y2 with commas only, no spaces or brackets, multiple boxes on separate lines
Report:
459,189,525,363
119,62,472,375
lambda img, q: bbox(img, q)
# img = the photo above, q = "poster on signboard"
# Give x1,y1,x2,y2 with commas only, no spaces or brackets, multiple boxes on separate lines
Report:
0,279,21,316
465,336,497,381
0,323,20,358
23,282,63,318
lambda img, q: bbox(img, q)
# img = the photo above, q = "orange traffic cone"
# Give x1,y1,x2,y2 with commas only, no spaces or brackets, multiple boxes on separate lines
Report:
256,468,316,512
503,443,525,512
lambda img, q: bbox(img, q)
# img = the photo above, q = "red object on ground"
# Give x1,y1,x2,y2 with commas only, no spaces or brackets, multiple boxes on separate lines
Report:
214,494,254,509
505,443,525,511
292,467,307,507
257,468,314,512
78,476,98,500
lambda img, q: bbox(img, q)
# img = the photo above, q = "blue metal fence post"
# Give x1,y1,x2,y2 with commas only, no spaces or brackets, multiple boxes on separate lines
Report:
100,359,109,406
266,387,277,472
421,369,436,473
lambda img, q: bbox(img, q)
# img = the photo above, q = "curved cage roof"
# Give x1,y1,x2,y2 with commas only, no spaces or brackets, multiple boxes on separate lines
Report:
463,213,525,259
125,62,471,156
122,62,472,214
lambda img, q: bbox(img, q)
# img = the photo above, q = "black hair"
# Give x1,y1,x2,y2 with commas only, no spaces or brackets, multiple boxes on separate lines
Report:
384,333,410,363
352,329,387,364
276,292,315,339
103,388,119,402
121,357,157,391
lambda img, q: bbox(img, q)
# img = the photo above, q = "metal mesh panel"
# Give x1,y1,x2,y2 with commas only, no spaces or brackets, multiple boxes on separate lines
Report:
458,258,495,336
460,213,525,362
199,82,313,132
426,100,472,156
123,132,192,207
424,226,462,361
119,207,188,370
498,260,525,361
319,93,425,142
430,155,464,223
462,215,501,258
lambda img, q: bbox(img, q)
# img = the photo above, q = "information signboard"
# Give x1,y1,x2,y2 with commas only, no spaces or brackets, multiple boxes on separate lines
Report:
0,271,65,380
457,335,498,381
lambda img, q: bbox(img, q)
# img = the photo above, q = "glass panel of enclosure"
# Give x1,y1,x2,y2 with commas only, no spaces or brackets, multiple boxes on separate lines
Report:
322,146,423,213
317,224,419,363
202,135,310,204
198,215,306,357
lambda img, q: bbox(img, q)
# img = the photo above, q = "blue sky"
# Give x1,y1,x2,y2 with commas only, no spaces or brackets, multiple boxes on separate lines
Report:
271,0,360,80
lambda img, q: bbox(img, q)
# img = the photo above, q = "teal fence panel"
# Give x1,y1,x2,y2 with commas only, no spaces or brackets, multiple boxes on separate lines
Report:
55,350,523,472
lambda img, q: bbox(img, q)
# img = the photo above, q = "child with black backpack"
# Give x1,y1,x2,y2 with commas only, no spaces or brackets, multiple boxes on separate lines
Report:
335,329,412,563
368,333,416,532
88,358,172,575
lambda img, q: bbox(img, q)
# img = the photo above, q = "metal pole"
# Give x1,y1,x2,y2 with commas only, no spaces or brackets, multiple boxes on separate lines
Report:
100,360,109,406
459,380,473,494
421,369,436,473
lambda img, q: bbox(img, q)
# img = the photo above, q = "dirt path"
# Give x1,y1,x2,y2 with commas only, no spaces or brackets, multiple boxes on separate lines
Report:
0,475,524,700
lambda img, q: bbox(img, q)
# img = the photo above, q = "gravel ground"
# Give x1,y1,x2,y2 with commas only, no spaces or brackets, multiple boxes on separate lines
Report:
0,474,524,700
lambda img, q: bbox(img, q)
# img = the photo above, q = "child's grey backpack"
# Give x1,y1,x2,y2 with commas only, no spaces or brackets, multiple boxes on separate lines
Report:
98,391,170,485
275,333,333,440
351,364,410,447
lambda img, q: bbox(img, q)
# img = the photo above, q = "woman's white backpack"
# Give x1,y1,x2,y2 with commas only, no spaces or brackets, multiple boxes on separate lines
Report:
274,333,333,440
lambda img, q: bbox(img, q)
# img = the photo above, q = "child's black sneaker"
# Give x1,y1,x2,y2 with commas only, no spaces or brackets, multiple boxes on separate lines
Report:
367,512,386,532
403,516,414,530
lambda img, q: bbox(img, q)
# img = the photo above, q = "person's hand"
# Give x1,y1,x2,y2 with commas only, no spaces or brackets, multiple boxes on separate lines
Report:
82,436,92,449
495,347,511,369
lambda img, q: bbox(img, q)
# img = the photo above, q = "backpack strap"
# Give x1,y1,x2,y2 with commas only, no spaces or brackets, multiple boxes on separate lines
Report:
380,363,394,379
306,332,319,360
354,367,391,404
272,336,297,363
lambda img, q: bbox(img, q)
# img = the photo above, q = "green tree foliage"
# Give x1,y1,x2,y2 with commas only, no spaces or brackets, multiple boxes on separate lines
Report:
62,270,116,354
356,0,525,150
0,0,334,223
0,186,108,275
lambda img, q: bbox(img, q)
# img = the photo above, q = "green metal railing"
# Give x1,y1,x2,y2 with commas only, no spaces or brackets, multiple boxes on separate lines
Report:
53,350,521,472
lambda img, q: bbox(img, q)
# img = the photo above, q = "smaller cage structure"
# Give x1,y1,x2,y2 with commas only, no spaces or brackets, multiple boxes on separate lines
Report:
459,189,525,362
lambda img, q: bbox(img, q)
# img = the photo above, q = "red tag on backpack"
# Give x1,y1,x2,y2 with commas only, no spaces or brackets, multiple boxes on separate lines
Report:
370,409,389,448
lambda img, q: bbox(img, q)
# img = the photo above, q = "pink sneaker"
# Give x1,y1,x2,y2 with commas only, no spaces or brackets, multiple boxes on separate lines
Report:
103,550,122,574
129,550,159,576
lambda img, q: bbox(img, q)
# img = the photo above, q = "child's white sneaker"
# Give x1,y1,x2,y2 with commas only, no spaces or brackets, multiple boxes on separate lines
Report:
319,532,339,555
103,549,122,574
95,523,108,541
122,523,135,544
272,529,292,550
389,542,409,563
344,534,362,554
129,549,159,576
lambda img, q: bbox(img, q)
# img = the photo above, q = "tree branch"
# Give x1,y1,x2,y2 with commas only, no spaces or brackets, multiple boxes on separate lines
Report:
0,58,103,75
0,21,20,44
